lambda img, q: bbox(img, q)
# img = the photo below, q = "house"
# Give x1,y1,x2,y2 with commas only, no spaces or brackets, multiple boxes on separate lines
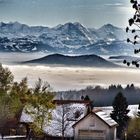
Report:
73,109,118,140
0,118,27,139
20,100,88,139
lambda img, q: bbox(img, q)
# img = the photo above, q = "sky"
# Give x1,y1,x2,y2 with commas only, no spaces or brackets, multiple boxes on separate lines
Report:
0,0,134,28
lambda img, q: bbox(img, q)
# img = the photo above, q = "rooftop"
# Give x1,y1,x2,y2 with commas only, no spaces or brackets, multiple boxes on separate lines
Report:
73,109,118,128
94,110,118,127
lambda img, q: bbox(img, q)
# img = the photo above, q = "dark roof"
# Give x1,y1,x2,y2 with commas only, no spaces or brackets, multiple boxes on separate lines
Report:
3,118,19,128
53,100,91,105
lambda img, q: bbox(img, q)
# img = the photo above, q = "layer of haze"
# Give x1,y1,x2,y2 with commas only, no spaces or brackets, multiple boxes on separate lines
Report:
4,65,140,91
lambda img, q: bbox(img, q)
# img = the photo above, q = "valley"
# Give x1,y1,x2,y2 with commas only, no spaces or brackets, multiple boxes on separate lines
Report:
4,64,140,91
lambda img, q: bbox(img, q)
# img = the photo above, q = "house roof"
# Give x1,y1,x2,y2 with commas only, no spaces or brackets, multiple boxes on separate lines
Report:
53,100,91,105
73,109,118,128
20,103,86,137
3,118,19,128
94,110,118,127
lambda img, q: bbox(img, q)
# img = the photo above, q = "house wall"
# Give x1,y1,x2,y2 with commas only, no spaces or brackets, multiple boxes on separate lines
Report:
74,114,116,140
108,127,117,140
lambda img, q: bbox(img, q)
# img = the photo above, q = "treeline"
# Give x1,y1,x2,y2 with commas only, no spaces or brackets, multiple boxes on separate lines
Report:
57,84,140,106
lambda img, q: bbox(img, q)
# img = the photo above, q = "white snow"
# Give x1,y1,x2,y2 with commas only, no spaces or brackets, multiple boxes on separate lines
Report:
95,111,117,127
32,47,37,51
20,103,86,137
95,105,139,118
20,104,139,137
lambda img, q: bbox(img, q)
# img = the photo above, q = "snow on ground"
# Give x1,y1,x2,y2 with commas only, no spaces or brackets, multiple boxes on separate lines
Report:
95,104,139,118
20,104,139,137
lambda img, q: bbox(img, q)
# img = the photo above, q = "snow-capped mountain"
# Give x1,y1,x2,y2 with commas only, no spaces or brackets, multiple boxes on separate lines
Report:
97,24,126,41
76,40,134,55
0,22,50,38
0,22,132,54
55,22,95,44
38,22,95,50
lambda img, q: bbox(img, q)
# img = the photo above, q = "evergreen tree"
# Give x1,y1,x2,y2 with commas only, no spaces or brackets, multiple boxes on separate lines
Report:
84,95,90,101
0,64,15,127
81,95,84,100
0,64,14,93
110,92,129,139
84,95,94,114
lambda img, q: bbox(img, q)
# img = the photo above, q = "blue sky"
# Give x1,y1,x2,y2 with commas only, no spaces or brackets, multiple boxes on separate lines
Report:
0,0,133,28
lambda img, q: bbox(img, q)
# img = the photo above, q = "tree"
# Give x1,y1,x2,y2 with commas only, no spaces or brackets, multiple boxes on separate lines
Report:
24,78,55,137
52,104,72,140
0,64,55,138
0,64,16,127
137,102,140,117
124,0,140,68
52,103,83,140
0,64,14,92
10,77,30,108
110,92,129,139
84,95,94,115
10,78,55,138
84,95,90,101
127,117,140,140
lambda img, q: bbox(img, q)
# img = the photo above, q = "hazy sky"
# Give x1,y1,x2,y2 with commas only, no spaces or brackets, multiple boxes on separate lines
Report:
0,0,133,28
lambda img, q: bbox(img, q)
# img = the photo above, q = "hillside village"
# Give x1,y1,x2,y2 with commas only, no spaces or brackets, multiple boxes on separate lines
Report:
0,87,140,140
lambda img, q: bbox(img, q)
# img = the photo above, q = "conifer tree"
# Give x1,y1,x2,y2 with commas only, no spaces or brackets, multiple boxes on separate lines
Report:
137,102,140,117
111,92,129,139
0,64,14,93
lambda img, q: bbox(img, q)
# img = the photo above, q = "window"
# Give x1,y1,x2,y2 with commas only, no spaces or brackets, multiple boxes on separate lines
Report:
89,116,95,127
10,129,16,135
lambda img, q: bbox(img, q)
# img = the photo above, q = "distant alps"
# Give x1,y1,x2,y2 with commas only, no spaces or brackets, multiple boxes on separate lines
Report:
0,22,134,55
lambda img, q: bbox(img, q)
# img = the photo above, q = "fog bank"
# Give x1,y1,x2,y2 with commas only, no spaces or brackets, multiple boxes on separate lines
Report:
3,65,140,91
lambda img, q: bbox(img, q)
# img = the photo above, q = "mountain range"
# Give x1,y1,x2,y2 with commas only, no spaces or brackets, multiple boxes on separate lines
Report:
0,21,134,55
24,53,118,68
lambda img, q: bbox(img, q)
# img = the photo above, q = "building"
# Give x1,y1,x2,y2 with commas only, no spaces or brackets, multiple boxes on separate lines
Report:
0,118,27,139
21,100,89,139
73,109,118,140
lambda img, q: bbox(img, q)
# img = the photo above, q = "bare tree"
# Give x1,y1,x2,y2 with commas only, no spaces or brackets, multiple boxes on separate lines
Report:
53,104,72,140
51,104,83,140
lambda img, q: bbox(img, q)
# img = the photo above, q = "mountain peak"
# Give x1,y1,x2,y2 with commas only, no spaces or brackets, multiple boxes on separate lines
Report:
0,21,29,30
55,22,85,34
99,24,120,31
73,22,84,27
0,21,22,26
56,22,85,30
9,21,22,25
104,23,114,27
